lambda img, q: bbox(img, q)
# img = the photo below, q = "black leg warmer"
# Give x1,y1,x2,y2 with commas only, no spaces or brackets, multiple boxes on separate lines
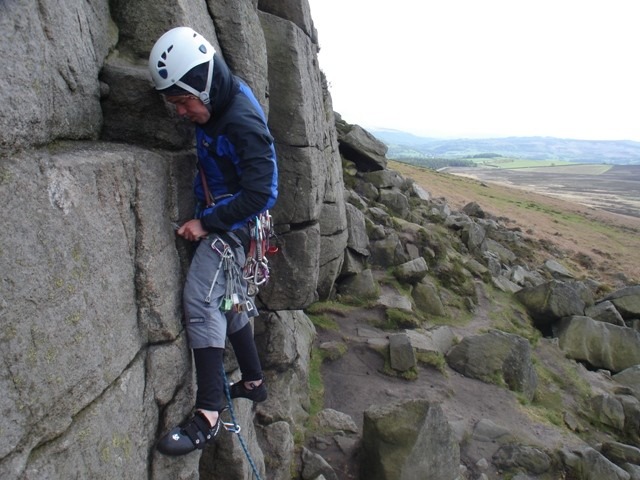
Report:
228,323,263,382
193,347,226,411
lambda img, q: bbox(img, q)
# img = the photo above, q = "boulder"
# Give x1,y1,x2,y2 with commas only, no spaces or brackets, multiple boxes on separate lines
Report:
411,183,432,201
485,238,517,264
619,394,640,445
259,223,321,310
361,400,460,480
613,366,640,398
412,281,447,317
315,409,358,434
369,233,407,268
389,333,416,372
378,287,413,312
462,201,486,218
405,327,456,356
590,394,625,430
604,286,640,320
462,222,487,254
363,170,405,189
378,189,410,218
301,447,338,480
492,444,552,476
601,441,640,466
515,280,586,331
446,330,537,401
394,257,429,285
553,316,640,373
337,269,379,299
336,122,388,172
100,59,194,150
560,447,631,480
492,275,522,293
586,301,626,326
0,145,198,479
544,259,575,279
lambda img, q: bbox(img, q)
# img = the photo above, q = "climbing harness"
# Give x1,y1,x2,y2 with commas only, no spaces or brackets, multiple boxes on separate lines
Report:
243,211,278,295
197,159,278,297
221,366,263,480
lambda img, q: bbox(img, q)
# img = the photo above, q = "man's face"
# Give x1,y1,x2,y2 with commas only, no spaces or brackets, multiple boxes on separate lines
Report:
165,95,211,124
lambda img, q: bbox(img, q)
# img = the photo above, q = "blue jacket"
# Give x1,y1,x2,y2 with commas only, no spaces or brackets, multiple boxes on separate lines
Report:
195,55,278,233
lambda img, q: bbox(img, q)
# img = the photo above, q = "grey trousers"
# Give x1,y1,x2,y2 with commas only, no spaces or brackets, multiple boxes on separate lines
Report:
182,234,255,349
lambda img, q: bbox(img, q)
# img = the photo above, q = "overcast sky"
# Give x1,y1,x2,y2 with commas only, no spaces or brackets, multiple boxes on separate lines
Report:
307,0,640,141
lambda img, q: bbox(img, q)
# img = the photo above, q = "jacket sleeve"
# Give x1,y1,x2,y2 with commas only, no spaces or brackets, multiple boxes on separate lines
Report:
200,120,278,232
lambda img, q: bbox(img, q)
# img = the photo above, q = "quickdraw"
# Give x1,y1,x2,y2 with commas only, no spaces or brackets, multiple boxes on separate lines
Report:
243,210,278,294
206,238,256,314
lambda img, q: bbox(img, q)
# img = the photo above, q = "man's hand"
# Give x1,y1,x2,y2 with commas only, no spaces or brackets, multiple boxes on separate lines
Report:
177,219,208,242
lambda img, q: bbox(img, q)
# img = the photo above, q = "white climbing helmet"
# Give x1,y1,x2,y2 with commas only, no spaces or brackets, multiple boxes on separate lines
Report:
149,26,215,104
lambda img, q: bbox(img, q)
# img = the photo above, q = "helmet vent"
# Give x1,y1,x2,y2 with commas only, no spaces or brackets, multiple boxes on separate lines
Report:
199,44,207,54
156,59,168,79
157,47,173,79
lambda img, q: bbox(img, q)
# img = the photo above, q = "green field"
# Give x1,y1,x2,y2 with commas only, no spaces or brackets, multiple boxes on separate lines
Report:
471,158,613,173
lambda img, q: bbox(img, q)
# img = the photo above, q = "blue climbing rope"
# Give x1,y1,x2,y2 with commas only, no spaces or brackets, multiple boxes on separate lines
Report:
221,366,263,480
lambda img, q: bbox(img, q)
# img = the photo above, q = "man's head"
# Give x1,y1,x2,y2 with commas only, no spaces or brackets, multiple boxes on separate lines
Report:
149,27,215,122
164,94,211,124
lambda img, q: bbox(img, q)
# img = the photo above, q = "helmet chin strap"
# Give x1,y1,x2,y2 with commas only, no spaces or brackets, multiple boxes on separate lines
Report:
175,56,214,105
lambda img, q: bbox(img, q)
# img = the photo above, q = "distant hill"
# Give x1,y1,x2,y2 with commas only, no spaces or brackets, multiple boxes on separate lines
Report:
368,128,640,165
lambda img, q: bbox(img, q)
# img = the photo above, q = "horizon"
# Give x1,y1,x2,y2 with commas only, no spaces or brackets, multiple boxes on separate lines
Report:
365,126,640,144
308,0,640,143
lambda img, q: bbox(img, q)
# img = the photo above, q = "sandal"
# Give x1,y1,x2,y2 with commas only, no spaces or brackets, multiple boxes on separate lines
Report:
229,379,268,403
156,411,220,456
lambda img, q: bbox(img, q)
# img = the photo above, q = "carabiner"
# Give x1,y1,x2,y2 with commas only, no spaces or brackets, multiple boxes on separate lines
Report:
253,260,270,286
210,237,228,256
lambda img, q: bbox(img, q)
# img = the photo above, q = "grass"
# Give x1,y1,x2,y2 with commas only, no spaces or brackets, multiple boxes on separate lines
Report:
415,351,447,374
473,158,576,169
305,300,359,331
519,356,593,431
305,300,357,316
487,287,541,345
467,157,613,174
307,347,327,418
306,313,339,331
384,308,421,329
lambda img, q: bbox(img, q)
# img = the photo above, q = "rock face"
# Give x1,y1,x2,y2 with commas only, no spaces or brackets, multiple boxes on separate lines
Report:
1,1,340,479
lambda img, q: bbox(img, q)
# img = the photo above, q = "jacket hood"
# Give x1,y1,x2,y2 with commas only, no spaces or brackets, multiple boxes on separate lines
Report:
159,53,236,115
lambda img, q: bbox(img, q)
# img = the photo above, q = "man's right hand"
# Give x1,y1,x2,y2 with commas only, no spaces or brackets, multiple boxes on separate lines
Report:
177,219,208,242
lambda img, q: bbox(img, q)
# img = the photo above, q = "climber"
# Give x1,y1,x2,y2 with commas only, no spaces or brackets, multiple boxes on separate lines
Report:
148,26,278,456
